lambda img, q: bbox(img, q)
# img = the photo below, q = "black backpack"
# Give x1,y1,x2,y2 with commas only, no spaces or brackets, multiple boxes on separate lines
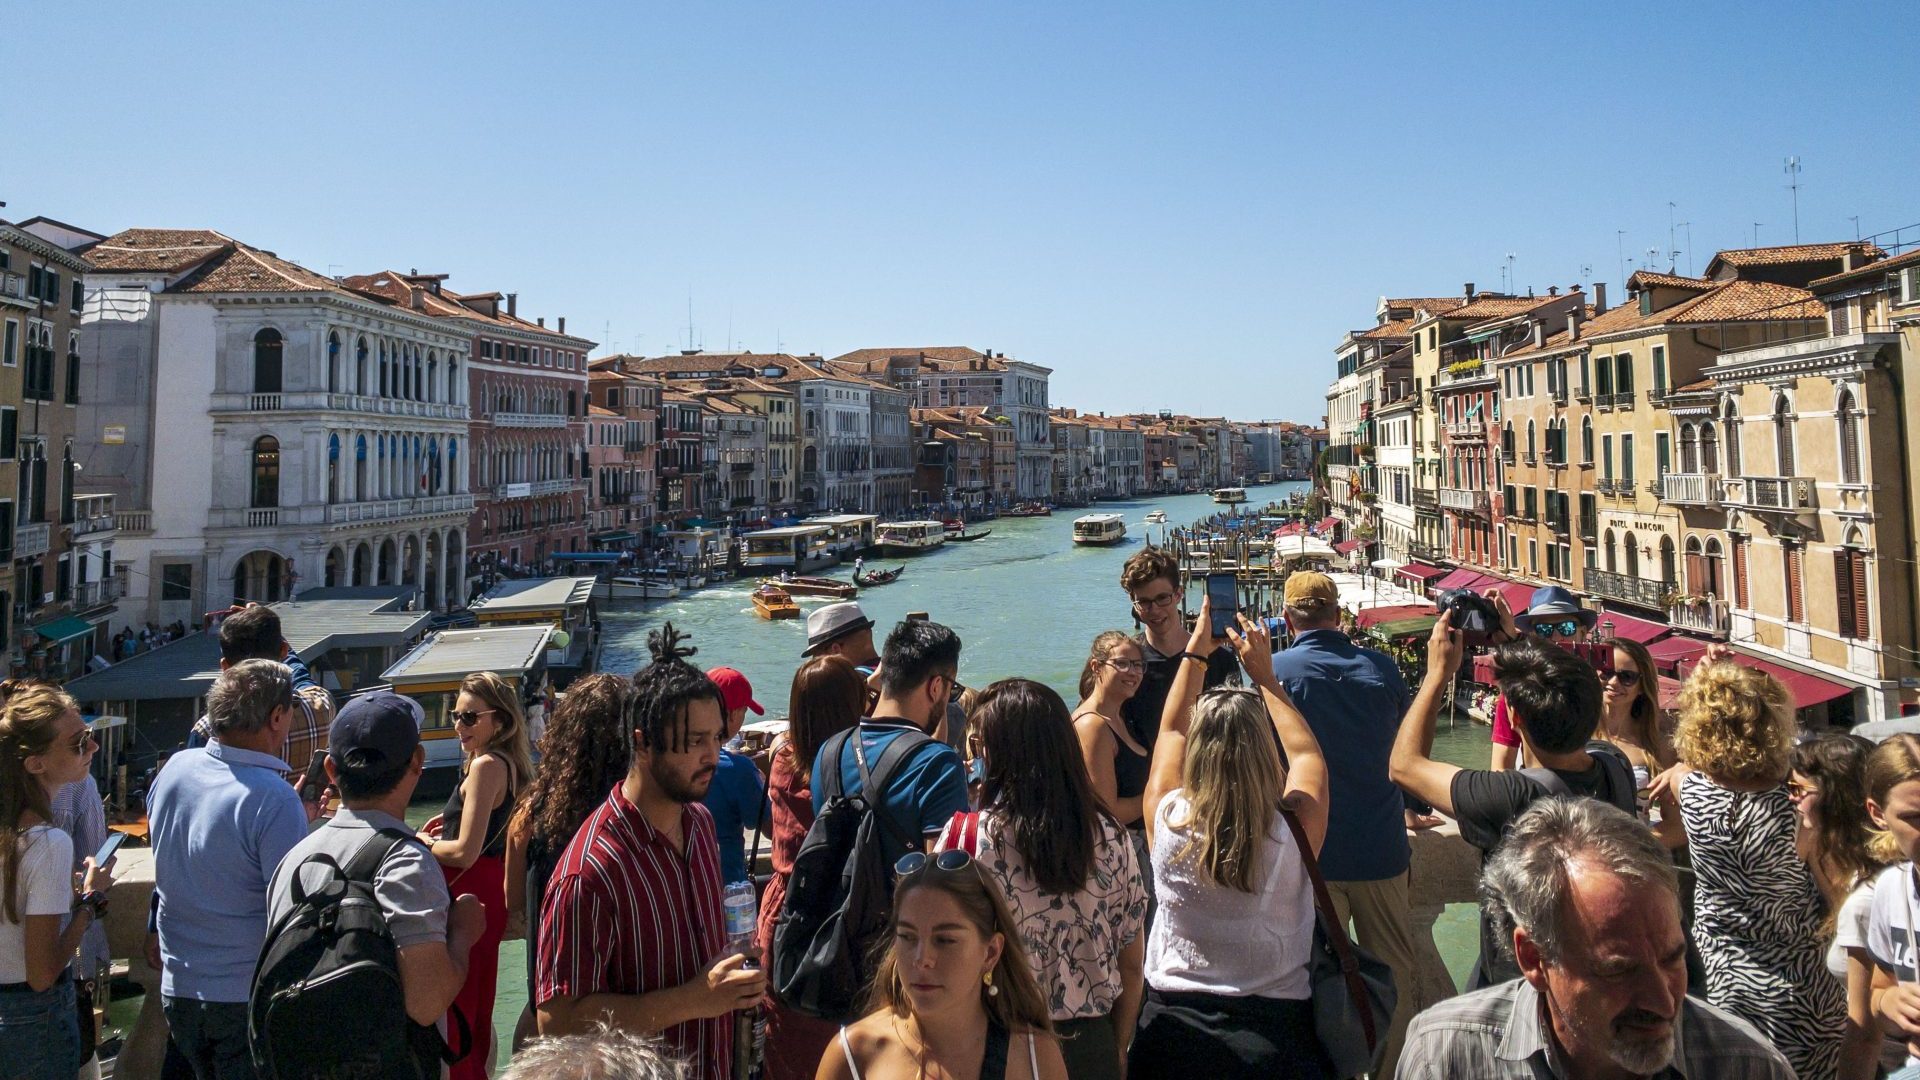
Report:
770,727,930,1021
249,828,469,1080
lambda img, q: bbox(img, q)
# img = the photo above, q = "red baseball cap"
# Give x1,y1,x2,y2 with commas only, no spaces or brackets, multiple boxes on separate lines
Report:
706,667,764,715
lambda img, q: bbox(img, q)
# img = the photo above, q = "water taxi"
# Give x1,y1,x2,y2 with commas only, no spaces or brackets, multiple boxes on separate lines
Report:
1144,509,1168,524
1006,503,1053,517
468,576,601,689
593,568,679,602
752,584,801,619
763,575,858,600
803,513,880,559
741,524,839,572
383,623,557,779
874,520,948,556
1212,486,1248,504
1072,513,1129,546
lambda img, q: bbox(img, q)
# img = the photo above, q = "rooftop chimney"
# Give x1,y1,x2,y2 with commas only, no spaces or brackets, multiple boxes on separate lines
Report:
558,317,566,335
1593,282,1608,314
1567,311,1582,341
1548,285,1559,297
1842,246,1864,272
507,293,518,318
1532,320,1546,349
1464,282,1476,302
538,317,546,328
408,285,424,310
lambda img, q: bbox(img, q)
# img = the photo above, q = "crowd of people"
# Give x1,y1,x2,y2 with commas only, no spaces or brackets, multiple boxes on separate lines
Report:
8,550,1920,1078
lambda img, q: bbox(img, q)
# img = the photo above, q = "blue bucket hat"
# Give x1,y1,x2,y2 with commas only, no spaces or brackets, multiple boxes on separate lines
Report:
1513,585,1599,631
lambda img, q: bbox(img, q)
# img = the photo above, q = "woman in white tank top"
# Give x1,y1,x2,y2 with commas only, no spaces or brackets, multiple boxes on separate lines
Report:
1128,602,1334,1078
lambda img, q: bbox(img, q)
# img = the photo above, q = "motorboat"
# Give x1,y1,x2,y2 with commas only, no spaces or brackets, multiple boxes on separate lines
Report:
874,521,948,556
1144,510,1168,524
1212,486,1248,504
594,570,679,601
762,575,858,600
1005,503,1053,517
1072,513,1128,546
751,585,801,620
857,566,906,586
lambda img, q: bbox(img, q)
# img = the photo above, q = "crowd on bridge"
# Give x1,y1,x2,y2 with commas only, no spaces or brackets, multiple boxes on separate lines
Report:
4,549,1920,1079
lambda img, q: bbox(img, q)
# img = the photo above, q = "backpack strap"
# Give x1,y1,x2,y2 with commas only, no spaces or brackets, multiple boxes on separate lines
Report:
856,728,936,857
343,827,421,886
1517,767,1574,798
818,728,855,802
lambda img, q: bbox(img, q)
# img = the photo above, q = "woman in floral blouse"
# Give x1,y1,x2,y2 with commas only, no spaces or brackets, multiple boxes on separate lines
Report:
935,678,1148,1080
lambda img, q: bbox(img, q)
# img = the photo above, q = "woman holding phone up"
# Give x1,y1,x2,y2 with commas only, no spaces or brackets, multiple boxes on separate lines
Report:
1129,598,1332,1076
0,683,114,1080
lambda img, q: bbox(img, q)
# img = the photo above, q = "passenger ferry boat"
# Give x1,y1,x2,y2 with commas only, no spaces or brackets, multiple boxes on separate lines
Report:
873,520,948,556
1072,513,1128,545
1144,509,1168,524
467,576,601,689
594,568,679,602
802,513,880,559
741,524,839,572
1212,486,1248,505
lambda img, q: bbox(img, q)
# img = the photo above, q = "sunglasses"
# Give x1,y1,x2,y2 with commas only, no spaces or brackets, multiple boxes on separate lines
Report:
1605,669,1642,687
1530,620,1582,639
451,709,497,728
68,728,98,756
896,848,974,878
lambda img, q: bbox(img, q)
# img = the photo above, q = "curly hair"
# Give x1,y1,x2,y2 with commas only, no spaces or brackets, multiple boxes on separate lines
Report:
1865,734,1920,864
519,674,633,855
631,624,721,754
1120,547,1181,596
1673,661,1794,784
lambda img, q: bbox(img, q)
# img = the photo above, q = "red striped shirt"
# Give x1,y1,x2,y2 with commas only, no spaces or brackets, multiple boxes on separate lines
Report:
536,783,729,1079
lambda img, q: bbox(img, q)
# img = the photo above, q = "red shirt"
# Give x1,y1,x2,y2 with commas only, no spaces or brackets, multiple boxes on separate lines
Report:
536,784,729,1079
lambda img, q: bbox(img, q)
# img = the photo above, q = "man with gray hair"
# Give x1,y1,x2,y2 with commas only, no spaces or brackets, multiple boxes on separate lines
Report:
503,1025,686,1080
149,659,308,1079
1396,798,1793,1080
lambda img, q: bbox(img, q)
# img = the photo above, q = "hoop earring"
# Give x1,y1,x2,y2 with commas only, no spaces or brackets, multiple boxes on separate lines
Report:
983,970,998,997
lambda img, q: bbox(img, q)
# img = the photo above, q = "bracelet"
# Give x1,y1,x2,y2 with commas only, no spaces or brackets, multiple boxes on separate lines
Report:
1177,651,1210,665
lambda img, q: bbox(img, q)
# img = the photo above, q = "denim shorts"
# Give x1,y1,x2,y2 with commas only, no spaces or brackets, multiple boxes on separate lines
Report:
0,977,83,1080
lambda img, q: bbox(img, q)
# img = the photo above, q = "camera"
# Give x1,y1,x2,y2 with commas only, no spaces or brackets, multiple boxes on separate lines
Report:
1435,588,1502,645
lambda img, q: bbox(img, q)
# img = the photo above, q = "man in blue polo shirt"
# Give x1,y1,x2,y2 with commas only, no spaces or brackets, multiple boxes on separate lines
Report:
811,619,968,854
703,665,770,883
1270,571,1421,1076
149,659,310,1079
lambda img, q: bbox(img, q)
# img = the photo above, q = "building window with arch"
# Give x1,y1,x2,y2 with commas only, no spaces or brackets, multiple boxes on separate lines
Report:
252,435,281,508
1774,397,1795,476
1837,387,1862,484
1723,401,1742,477
328,332,342,393
253,329,283,394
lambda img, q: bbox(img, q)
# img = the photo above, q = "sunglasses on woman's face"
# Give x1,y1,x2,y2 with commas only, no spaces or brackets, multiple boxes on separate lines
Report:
1530,620,1582,639
895,848,973,878
1605,669,1642,687
452,709,496,728
67,728,97,756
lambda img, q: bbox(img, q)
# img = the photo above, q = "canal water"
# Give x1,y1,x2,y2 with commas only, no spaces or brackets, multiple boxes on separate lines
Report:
436,482,1492,1067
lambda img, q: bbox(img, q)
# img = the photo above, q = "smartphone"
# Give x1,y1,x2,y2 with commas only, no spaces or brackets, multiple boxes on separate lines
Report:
906,611,930,622
1205,573,1239,638
298,749,330,804
93,831,128,867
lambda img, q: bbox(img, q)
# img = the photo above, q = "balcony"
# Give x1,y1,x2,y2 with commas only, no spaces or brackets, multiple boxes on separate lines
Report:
492,411,569,429
1734,476,1817,513
730,461,754,473
1668,598,1731,636
69,494,116,538
325,493,476,525
1409,540,1447,562
15,523,49,559
73,578,120,612
211,391,468,422
1585,568,1674,610
1445,419,1486,440
1439,487,1490,514
495,478,575,500
1662,473,1722,508
1412,489,1438,509
114,510,152,534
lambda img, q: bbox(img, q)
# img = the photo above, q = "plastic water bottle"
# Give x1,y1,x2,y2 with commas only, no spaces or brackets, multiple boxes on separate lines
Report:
723,880,757,961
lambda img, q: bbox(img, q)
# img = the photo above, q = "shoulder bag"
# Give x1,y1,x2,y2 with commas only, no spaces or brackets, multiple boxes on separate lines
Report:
1277,805,1398,1080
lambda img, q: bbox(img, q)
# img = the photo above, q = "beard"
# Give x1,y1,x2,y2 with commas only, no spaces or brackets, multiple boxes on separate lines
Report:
651,760,716,804
1563,1004,1676,1076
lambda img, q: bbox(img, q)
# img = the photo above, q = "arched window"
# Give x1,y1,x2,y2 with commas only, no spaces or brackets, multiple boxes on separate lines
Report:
1659,536,1676,586
327,332,341,393
253,329,283,394
355,337,369,394
1838,387,1862,484
1704,537,1725,598
251,435,281,508
1625,536,1640,579
1723,400,1742,476
379,343,390,397
1679,422,1697,473
327,433,341,503
426,353,438,403
1774,396,1795,476
1581,416,1593,464
1699,425,1719,475
1525,420,1536,461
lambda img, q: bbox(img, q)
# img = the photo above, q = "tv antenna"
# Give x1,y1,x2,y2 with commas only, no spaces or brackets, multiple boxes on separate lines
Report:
1752,222,1763,247
1784,157,1802,243
1615,231,1627,285
1848,215,1861,240
1667,202,1678,262
1503,253,1517,293
1676,223,1693,275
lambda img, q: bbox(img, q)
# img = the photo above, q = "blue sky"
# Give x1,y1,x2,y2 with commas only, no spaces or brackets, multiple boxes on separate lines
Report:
8,2,1917,421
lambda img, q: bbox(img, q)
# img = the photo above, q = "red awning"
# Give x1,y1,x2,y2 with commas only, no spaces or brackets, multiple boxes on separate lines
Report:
1646,635,1710,673
1470,653,1498,685
1676,652,1856,710
1273,523,1305,537
1397,563,1447,584
1334,539,1370,555
1316,516,1340,532
1354,604,1437,629
1431,568,1490,593
1590,611,1671,645
1480,578,1537,616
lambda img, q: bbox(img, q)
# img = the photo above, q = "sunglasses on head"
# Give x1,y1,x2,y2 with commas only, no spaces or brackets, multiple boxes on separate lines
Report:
1530,620,1582,639
452,708,496,728
896,848,973,878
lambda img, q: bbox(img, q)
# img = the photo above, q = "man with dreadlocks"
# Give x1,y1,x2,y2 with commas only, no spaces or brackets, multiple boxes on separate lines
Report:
535,624,766,1079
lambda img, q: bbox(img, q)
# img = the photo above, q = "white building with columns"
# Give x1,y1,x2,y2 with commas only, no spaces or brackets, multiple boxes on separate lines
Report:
77,229,475,624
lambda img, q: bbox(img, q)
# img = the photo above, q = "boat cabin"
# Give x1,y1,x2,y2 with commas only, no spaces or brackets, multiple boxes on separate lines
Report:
1072,513,1128,545
741,525,838,571
468,576,600,687
381,624,555,776
802,514,880,558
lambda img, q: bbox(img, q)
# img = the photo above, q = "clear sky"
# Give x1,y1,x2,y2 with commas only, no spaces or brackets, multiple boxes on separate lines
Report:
8,2,1917,421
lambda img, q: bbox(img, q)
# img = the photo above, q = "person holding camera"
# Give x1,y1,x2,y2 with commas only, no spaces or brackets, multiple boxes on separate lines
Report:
1478,586,1594,771
1389,614,1636,990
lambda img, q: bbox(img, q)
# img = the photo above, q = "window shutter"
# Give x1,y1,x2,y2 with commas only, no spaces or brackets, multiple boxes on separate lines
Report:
1841,393,1862,485
1852,551,1870,640
1836,550,1858,638
1733,538,1749,609
1785,545,1804,623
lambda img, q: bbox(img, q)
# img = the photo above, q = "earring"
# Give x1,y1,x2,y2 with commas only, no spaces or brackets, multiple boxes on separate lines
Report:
983,970,999,997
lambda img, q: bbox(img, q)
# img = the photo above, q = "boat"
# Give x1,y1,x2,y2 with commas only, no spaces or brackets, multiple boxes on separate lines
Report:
383,624,559,779
741,524,839,572
856,566,906,586
1005,502,1052,517
593,570,679,601
802,513,881,559
751,584,801,620
1256,472,1275,485
947,528,993,542
873,520,948,556
1212,486,1248,504
1072,513,1128,546
1144,510,1168,524
762,575,858,600
467,576,601,689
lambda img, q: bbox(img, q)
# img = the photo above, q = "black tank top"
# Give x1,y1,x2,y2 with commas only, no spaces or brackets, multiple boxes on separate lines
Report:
442,770,516,859
1079,711,1151,826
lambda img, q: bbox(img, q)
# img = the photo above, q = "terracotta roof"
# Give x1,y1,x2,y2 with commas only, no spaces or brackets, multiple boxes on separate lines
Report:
588,405,621,417
1665,280,1825,323
84,228,232,273
1446,295,1560,320
1673,379,1713,393
830,346,996,373
1384,297,1466,314
1493,306,1601,360
1627,270,1712,291
621,352,812,378
171,243,354,296
1811,246,1920,291
1707,242,1884,271
341,272,590,343
1361,319,1413,340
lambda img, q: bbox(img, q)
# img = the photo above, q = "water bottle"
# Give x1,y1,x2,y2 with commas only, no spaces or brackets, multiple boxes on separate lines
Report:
724,880,761,1080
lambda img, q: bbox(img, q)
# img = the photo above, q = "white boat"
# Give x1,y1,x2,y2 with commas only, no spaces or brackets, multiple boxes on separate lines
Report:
873,520,948,557
1212,486,1248,504
741,525,839,572
1144,510,1168,524
1072,513,1128,545
594,572,679,601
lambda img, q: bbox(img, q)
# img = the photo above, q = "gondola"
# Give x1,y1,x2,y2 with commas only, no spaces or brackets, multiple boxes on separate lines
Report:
946,529,992,542
856,566,907,587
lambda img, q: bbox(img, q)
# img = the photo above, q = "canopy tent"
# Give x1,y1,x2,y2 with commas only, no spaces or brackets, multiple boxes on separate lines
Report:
1333,539,1371,555
1431,568,1493,593
1354,604,1437,629
1369,615,1439,640
1479,578,1537,617
1370,558,1405,572
1396,563,1447,585
1271,535,1338,560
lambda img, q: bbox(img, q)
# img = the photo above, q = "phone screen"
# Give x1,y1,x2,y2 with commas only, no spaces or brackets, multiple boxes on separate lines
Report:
1205,573,1239,638
93,831,128,867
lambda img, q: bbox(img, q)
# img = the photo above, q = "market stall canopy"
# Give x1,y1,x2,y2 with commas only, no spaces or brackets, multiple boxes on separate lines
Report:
1271,535,1337,559
1478,578,1536,617
1370,558,1405,571
1369,615,1439,640
1355,604,1437,629
1333,539,1370,555
36,615,95,645
1431,568,1493,593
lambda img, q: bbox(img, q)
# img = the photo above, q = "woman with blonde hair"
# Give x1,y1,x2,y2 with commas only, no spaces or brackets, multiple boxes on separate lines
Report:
0,683,113,1080
1128,599,1331,1076
820,853,1067,1079
423,670,534,1078
1863,734,1920,1078
1651,658,1842,1079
